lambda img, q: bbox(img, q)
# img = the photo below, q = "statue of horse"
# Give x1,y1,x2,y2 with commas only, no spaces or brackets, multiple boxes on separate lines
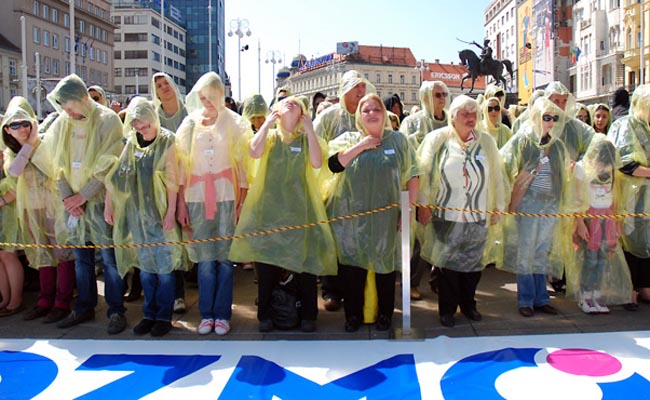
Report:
458,49,514,93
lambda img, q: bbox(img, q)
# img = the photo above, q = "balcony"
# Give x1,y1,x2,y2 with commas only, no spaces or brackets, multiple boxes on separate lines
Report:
580,18,591,30
622,47,641,67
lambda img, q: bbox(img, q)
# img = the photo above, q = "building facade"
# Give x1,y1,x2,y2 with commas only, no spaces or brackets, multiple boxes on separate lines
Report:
485,0,519,91
0,33,22,111
0,0,115,113
621,0,650,91
569,0,625,103
111,1,186,102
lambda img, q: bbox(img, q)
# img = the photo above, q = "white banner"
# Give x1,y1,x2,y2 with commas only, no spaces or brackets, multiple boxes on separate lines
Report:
1,331,649,399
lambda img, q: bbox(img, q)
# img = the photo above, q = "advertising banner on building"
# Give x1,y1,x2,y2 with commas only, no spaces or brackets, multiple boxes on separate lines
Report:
532,0,555,89
518,0,534,105
336,41,359,55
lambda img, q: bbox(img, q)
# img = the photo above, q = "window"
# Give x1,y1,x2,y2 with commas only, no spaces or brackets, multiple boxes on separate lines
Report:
400,74,405,84
151,51,161,61
64,13,69,27
33,1,39,16
151,34,160,45
87,2,92,12
114,68,122,77
80,66,87,81
400,92,405,100
114,50,121,59
376,73,381,83
9,59,16,77
388,74,393,84
124,50,147,59
602,64,612,85
33,27,40,44
114,33,121,42
79,20,85,34
124,67,148,77
103,51,107,64
42,4,48,19
65,36,70,52
125,85,136,95
43,31,50,47
89,25,94,38
65,61,70,75
52,8,58,23
112,15,121,24
151,17,160,28
102,31,107,42
43,57,50,73
124,33,147,42
412,75,416,84
80,43,86,57
101,9,106,19
179,33,184,42
411,92,417,101
89,47,94,60
53,59,59,76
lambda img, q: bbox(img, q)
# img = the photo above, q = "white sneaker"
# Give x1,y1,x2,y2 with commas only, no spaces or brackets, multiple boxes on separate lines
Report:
173,298,186,314
214,319,230,336
579,299,598,314
197,318,214,335
595,301,610,314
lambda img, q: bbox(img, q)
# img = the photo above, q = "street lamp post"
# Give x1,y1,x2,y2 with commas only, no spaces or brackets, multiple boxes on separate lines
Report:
228,18,251,101
415,59,430,86
265,50,282,100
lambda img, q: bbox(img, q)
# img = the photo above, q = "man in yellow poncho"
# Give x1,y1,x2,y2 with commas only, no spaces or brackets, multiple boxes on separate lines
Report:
314,70,371,311
175,72,252,336
31,74,126,334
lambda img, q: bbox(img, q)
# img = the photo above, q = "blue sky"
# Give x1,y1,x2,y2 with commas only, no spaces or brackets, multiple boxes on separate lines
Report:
224,0,492,101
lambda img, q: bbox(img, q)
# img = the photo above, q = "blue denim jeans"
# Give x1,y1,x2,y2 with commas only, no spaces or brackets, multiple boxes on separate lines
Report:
140,271,175,321
73,247,126,317
517,273,550,308
197,260,233,320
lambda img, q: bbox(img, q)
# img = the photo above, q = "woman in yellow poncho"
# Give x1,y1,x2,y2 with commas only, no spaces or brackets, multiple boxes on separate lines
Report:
326,93,418,333
589,103,613,135
230,96,336,333
3,96,74,323
175,72,252,336
417,95,508,328
499,97,573,318
479,96,513,149
105,97,182,337
568,136,632,313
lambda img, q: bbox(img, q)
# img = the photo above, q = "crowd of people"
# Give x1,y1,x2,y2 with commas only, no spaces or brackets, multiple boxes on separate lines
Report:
0,69,645,337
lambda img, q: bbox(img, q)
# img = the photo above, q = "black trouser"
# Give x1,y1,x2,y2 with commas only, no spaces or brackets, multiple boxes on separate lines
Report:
339,264,396,322
256,262,318,322
410,239,432,288
438,268,481,317
624,251,650,291
174,270,185,299
321,273,343,302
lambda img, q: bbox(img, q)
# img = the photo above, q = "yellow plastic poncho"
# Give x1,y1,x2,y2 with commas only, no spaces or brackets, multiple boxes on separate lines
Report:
151,72,187,133
400,81,449,148
499,98,574,277
512,89,546,135
575,102,592,125
32,74,123,246
608,84,650,258
3,97,71,267
105,97,183,277
241,94,270,125
478,96,513,148
229,99,337,276
314,70,372,142
544,81,595,161
175,72,252,263
87,85,109,107
588,103,613,134
566,136,632,304
417,98,508,271
326,127,417,273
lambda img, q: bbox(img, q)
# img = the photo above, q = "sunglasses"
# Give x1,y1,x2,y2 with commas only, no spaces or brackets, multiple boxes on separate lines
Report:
487,105,501,112
542,114,560,122
91,96,100,102
434,92,448,98
495,91,505,97
7,121,31,130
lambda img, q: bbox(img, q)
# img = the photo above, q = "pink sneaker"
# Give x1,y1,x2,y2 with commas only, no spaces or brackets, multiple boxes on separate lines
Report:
197,318,214,335
214,319,230,336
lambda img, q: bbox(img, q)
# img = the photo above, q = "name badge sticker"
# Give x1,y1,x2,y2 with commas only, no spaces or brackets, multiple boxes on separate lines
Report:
72,162,81,169
204,149,214,156
290,147,301,153
540,156,550,164
384,149,396,155
134,151,144,158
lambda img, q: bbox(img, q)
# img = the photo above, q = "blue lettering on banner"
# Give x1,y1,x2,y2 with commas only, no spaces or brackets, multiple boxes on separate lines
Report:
0,351,58,400
219,354,421,399
300,54,334,70
74,354,221,400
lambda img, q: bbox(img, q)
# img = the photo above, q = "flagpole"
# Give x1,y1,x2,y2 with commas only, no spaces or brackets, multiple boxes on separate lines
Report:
161,0,165,74
69,0,75,74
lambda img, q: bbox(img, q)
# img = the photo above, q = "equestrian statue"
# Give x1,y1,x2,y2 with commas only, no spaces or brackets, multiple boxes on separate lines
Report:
458,39,514,93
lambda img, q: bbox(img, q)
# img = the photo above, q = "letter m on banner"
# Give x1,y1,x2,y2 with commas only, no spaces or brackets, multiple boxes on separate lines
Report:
219,354,421,399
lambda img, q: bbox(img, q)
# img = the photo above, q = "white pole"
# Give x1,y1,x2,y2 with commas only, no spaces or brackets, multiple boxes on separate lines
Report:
20,16,27,98
161,0,165,73
69,0,75,74
258,39,261,93
35,52,41,120
208,0,212,71
237,34,241,101
400,190,412,336
135,72,139,95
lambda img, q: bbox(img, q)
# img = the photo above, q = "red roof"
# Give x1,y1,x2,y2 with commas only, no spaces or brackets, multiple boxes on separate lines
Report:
424,63,486,90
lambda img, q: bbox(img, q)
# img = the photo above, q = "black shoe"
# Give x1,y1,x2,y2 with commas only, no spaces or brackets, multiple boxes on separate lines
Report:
376,315,391,331
518,307,534,317
124,291,142,302
462,308,482,321
133,318,155,335
259,319,273,333
534,304,558,315
56,310,95,328
344,316,361,332
43,308,70,324
23,306,51,321
107,313,127,335
440,314,455,327
301,319,316,333
623,303,639,311
150,321,172,337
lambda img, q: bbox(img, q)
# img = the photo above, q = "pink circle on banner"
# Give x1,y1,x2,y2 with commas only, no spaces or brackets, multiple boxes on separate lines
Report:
547,348,622,377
